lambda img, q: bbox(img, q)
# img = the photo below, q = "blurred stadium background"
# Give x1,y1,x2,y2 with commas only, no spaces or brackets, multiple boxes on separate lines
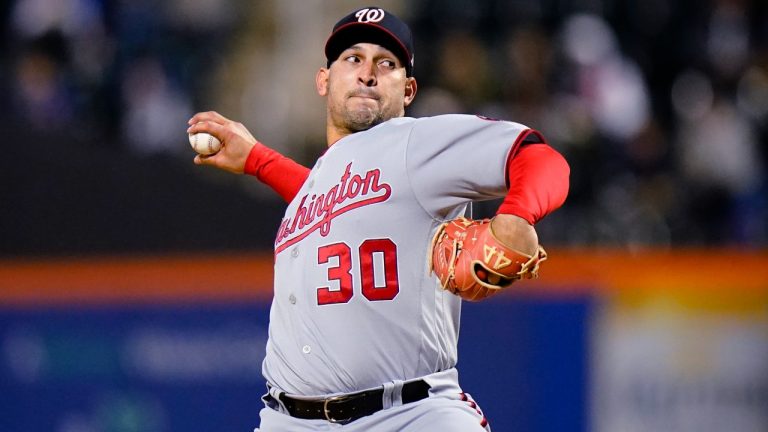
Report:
1,0,766,431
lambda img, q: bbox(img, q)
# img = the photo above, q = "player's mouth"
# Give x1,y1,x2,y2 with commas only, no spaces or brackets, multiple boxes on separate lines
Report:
348,90,380,100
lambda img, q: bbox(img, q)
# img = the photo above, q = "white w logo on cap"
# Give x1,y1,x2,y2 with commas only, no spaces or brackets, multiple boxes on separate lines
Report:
355,8,385,23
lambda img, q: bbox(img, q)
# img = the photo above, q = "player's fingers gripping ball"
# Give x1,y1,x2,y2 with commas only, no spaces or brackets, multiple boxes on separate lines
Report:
189,132,222,155
428,217,547,301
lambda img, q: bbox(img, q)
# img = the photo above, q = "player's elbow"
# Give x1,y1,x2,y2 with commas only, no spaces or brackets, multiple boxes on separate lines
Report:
546,146,570,210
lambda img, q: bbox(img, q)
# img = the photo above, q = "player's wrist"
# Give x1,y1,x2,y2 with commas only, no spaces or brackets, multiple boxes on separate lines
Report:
243,141,268,176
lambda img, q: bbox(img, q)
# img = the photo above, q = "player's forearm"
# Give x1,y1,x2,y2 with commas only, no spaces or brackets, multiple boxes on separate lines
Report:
497,143,570,224
490,214,539,256
244,142,311,203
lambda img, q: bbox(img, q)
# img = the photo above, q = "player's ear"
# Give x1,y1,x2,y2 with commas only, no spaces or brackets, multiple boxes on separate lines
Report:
403,77,417,107
316,68,329,96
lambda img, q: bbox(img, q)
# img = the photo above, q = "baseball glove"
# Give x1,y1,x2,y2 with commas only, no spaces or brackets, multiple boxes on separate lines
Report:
428,217,547,301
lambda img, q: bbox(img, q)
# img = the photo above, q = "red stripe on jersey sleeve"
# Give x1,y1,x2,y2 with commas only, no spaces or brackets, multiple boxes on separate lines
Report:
243,142,310,203
503,129,547,187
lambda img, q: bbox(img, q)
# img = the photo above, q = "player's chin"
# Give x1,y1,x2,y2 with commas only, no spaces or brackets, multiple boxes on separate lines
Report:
344,109,384,132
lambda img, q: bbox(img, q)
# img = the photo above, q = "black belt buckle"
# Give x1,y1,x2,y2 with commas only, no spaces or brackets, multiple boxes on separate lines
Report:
323,394,352,423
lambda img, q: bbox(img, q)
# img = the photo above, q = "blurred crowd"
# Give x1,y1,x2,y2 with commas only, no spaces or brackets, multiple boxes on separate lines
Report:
2,0,239,152
407,0,768,248
2,0,767,253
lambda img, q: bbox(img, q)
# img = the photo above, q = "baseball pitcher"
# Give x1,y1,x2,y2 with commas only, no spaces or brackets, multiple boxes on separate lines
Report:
187,6,569,431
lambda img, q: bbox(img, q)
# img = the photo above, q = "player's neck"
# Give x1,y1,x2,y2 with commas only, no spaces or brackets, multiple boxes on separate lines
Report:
326,129,345,147
326,124,356,147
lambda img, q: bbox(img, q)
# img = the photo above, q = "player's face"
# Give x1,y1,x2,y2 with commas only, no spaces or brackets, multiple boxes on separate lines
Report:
317,43,417,136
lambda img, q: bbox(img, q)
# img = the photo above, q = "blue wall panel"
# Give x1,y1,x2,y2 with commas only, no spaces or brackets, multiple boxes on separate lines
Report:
1,296,590,431
459,297,591,432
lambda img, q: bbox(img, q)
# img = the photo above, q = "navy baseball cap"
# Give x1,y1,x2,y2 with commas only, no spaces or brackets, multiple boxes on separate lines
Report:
325,7,414,76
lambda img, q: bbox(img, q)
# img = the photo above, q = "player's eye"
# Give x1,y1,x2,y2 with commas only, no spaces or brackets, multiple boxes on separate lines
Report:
344,55,362,63
379,59,396,69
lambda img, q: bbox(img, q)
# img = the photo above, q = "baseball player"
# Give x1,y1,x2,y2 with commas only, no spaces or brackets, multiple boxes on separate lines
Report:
187,6,569,431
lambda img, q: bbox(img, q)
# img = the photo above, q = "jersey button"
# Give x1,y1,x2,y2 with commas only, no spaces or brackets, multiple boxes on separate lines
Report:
289,294,296,304
307,179,314,188
291,247,299,257
302,345,311,354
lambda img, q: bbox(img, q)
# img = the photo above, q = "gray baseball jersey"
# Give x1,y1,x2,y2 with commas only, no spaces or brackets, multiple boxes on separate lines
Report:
264,114,531,396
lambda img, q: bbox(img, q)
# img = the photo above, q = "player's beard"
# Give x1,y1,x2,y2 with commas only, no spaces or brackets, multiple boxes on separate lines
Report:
339,91,386,131
338,88,401,132
343,105,386,132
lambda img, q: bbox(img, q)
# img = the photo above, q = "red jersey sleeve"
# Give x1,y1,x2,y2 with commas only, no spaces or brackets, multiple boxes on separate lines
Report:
243,142,310,203
497,132,570,224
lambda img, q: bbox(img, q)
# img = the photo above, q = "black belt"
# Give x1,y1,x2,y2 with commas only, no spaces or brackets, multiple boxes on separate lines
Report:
275,380,431,424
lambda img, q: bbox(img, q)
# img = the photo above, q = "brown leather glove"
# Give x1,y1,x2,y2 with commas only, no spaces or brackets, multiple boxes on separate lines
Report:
428,217,547,301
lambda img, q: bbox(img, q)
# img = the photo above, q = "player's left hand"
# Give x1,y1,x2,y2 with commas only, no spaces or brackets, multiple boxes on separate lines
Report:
428,217,547,301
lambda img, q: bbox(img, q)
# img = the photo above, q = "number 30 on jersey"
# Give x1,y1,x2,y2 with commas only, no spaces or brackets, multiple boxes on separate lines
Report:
316,238,399,305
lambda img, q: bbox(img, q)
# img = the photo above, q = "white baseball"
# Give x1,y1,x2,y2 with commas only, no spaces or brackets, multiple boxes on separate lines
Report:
189,132,222,155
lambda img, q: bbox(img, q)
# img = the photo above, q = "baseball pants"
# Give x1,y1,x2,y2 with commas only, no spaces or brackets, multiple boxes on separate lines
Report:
255,369,490,431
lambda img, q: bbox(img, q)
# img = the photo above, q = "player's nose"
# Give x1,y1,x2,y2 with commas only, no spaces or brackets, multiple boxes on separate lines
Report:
357,60,377,87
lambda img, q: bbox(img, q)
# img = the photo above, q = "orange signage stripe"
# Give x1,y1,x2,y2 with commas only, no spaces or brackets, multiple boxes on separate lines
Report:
521,248,768,296
0,249,766,306
0,252,275,306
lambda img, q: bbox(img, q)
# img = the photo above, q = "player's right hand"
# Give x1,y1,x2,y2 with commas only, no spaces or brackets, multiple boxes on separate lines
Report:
187,111,258,174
